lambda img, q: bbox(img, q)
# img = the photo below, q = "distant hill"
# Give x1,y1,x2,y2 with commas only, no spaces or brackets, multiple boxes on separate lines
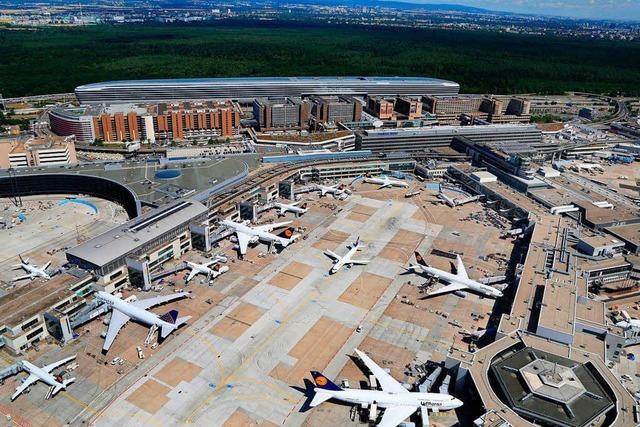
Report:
271,0,496,14
6,0,511,15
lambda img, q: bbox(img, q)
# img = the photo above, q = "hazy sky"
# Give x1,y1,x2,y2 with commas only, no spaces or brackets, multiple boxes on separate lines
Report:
400,0,640,21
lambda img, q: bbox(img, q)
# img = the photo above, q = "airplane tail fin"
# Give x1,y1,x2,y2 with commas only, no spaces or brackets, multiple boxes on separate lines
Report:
355,236,360,247
160,315,191,339
415,251,428,267
310,371,342,391
278,227,299,247
278,227,296,239
159,309,179,324
621,310,632,322
301,203,308,209
19,254,28,264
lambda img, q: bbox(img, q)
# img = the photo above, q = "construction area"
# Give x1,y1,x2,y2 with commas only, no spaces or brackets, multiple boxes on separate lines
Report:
0,195,128,287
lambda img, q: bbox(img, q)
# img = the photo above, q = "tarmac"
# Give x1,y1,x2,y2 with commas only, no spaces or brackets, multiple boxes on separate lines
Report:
0,182,513,427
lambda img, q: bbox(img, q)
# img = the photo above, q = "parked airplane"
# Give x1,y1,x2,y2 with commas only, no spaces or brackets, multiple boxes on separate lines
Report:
459,328,491,341
12,255,51,282
437,192,457,207
616,310,640,330
324,237,370,274
316,184,344,197
185,256,228,283
11,355,76,400
96,291,191,353
363,175,409,189
273,201,308,217
221,219,299,256
309,349,463,427
407,252,503,298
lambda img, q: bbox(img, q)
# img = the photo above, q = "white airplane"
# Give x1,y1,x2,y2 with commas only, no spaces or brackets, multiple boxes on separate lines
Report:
316,184,344,197
12,255,51,282
11,355,76,400
273,201,308,217
185,256,229,283
309,349,463,427
407,252,503,299
616,310,640,330
437,192,457,207
221,219,299,256
459,328,490,341
96,291,191,353
363,175,409,189
324,237,370,274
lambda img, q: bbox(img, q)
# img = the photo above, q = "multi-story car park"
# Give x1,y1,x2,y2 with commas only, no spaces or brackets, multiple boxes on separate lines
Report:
74,76,460,105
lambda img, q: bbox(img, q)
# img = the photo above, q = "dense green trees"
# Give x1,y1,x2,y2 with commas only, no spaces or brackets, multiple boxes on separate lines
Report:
0,23,639,97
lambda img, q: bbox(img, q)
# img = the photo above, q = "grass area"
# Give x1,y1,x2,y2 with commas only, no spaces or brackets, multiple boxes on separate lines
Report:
0,22,639,97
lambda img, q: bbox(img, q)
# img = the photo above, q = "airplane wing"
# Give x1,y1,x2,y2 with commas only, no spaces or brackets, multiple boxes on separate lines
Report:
42,355,76,373
323,250,340,260
349,259,370,265
12,274,33,282
102,309,131,352
354,349,408,394
11,374,39,400
378,406,418,427
254,221,291,232
205,256,227,267
236,232,251,255
427,282,468,297
186,269,198,283
455,256,468,279
131,292,190,311
379,183,392,189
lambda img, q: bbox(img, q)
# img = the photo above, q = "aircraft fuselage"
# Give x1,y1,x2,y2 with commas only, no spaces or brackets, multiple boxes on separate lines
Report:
314,387,462,410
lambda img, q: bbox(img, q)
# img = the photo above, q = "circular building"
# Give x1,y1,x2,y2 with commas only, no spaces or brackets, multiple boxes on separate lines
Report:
489,346,616,427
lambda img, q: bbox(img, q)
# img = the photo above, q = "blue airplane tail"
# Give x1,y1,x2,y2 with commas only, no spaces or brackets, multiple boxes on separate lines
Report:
310,371,342,391
159,309,179,324
414,251,428,267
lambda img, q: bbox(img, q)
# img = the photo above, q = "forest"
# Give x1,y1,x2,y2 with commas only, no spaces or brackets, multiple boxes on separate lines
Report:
0,21,639,97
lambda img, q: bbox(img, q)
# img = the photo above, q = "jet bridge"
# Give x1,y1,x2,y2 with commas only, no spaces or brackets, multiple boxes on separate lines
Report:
418,366,442,392
69,298,109,329
0,363,23,382
149,262,188,282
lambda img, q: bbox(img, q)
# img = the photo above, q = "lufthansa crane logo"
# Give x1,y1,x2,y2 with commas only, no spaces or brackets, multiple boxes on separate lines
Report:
416,255,423,262
316,376,328,386
284,229,293,237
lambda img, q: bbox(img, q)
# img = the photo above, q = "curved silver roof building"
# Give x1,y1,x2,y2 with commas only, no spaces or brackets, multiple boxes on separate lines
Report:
75,76,460,104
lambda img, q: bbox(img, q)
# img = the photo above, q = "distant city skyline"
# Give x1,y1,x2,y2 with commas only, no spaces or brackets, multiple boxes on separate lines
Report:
388,0,640,21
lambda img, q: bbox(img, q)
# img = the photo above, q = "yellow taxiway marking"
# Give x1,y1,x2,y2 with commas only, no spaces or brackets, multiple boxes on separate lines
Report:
184,291,318,424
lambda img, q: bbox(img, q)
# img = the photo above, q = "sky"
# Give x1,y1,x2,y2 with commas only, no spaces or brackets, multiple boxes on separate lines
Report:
396,0,640,21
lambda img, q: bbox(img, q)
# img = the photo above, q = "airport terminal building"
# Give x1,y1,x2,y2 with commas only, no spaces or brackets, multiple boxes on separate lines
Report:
74,76,460,105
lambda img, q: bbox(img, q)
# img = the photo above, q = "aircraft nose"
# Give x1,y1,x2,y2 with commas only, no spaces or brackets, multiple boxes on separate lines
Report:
453,398,464,408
